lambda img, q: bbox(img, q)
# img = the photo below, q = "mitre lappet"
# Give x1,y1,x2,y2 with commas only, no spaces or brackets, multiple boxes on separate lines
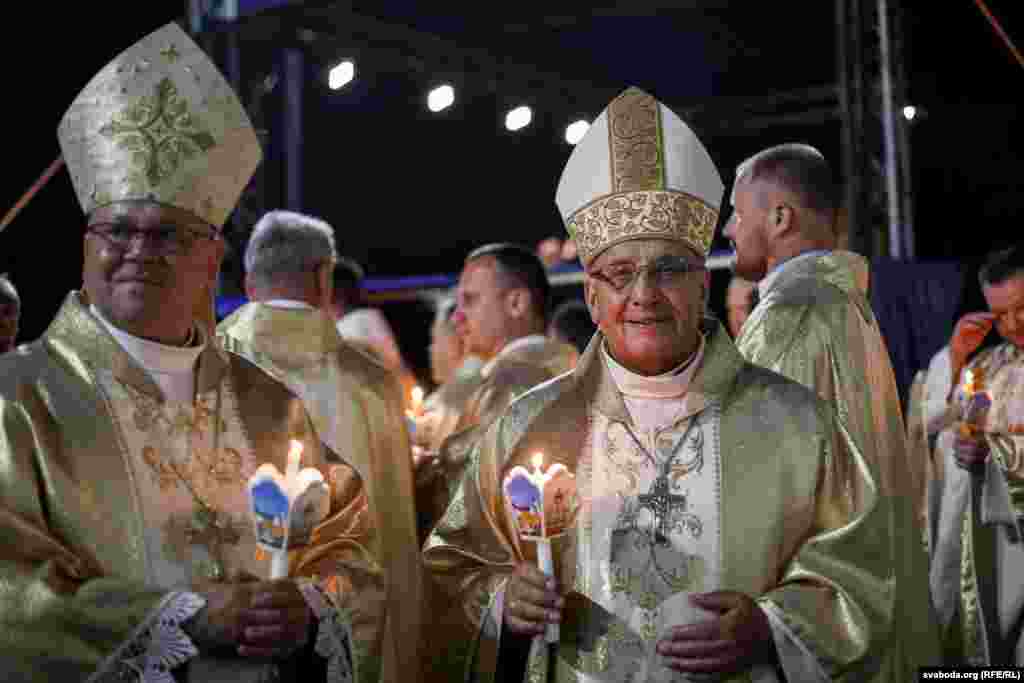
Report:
555,87,724,265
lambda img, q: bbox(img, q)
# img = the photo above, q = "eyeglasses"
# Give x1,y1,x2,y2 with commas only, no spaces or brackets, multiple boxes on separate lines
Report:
588,256,705,292
86,222,219,255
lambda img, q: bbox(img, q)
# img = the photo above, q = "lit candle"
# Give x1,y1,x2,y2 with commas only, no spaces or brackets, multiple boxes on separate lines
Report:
503,451,576,644
411,385,424,415
285,439,303,483
248,438,329,580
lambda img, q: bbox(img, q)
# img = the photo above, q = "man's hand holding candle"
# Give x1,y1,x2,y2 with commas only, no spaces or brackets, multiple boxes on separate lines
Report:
501,451,578,642
503,562,564,637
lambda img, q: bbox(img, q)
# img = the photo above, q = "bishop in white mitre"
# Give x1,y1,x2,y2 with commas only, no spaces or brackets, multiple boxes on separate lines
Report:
423,88,896,683
0,23,387,683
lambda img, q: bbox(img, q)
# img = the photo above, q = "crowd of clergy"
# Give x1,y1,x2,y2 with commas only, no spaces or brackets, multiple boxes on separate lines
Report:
0,20,1022,683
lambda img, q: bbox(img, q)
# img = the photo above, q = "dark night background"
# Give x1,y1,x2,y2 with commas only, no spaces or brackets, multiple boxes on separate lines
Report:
1,1,1020,386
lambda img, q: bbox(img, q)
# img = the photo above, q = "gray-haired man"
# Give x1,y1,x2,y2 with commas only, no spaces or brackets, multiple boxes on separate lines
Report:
217,209,424,681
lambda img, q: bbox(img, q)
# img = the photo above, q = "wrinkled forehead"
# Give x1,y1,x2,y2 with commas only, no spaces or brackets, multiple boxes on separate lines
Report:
88,200,215,231
590,238,702,269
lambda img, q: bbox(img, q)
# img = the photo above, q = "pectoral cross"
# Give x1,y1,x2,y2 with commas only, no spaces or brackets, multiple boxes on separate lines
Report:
637,475,691,545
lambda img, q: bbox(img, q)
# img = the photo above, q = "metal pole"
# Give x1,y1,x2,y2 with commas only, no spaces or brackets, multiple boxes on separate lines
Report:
283,48,304,211
891,0,916,259
837,0,873,258
877,0,904,259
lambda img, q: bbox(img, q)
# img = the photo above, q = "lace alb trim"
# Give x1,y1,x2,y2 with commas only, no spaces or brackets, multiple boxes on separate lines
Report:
88,590,206,683
300,581,355,683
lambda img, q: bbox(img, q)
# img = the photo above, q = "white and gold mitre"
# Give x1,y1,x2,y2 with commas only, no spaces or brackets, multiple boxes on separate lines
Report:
555,87,723,265
57,22,261,229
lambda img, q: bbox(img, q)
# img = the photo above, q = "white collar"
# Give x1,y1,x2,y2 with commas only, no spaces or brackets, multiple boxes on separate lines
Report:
758,249,831,299
90,304,204,377
602,335,706,399
264,299,315,310
481,334,548,376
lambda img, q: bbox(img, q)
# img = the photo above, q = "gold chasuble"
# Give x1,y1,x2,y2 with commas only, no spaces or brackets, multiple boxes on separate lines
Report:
0,294,386,681
736,250,941,677
217,301,424,680
929,342,1024,665
416,336,577,541
423,322,894,682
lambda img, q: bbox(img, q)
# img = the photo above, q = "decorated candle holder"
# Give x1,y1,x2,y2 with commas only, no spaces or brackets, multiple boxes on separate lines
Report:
248,440,331,579
503,452,579,644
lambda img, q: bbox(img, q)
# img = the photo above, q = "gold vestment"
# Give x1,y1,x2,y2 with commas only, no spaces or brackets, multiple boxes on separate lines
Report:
0,293,385,681
929,342,1024,664
217,301,424,681
423,321,895,682
736,250,942,678
416,337,577,542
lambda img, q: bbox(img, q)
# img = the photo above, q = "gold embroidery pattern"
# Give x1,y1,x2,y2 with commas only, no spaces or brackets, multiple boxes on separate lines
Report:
608,88,664,193
960,504,985,665
567,190,718,265
98,77,217,193
117,379,245,500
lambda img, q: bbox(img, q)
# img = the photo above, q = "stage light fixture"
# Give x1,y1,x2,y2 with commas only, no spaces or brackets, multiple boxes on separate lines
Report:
565,119,590,145
428,84,455,112
902,105,917,121
505,105,532,131
328,60,355,90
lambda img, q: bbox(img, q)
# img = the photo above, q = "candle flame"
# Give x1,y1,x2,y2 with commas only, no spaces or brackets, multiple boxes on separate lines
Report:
411,386,424,405
532,452,544,471
288,439,303,462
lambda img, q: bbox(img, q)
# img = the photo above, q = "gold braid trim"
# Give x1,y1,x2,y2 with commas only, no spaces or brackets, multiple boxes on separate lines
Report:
566,190,718,265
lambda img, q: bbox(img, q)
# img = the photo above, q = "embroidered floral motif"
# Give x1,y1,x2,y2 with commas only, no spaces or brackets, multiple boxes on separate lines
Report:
567,190,718,265
90,591,204,683
99,78,217,192
608,89,664,194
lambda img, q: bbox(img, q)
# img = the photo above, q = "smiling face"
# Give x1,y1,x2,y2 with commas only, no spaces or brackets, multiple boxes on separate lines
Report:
984,273,1024,350
584,239,706,376
83,200,223,344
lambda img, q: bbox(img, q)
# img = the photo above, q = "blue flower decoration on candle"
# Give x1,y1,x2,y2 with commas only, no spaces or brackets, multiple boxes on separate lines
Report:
506,473,541,512
252,479,290,519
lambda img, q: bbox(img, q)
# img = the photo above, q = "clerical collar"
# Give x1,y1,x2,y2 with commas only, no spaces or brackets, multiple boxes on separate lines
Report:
481,334,548,376
90,304,205,378
758,249,831,299
601,335,706,399
264,299,315,310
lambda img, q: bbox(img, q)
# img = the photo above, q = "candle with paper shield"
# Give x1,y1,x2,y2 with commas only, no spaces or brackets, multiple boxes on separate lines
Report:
959,368,993,438
406,385,424,437
248,440,331,579
502,451,578,643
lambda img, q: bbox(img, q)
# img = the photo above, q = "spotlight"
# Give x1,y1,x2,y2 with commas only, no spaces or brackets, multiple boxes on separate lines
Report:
505,105,532,131
328,60,355,90
428,84,455,112
565,119,590,145
902,105,917,121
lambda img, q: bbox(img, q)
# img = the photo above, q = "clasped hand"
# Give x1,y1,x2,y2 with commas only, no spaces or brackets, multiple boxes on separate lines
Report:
657,591,776,675
189,572,313,659
503,565,773,676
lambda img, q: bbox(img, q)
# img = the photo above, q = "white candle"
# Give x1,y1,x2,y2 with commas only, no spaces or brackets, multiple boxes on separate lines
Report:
285,439,303,483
